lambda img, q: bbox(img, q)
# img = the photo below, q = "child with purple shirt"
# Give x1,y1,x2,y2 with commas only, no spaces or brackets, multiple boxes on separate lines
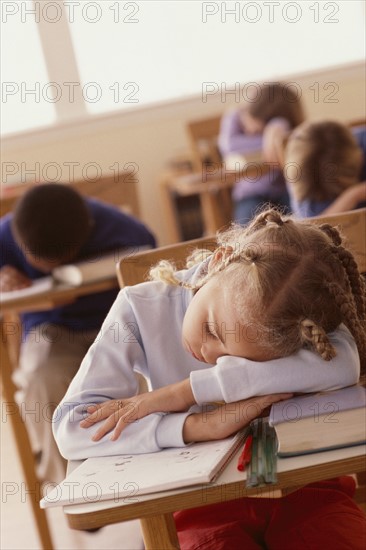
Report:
218,82,305,223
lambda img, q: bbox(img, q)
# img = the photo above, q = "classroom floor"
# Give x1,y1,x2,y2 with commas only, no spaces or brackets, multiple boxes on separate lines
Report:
0,399,144,550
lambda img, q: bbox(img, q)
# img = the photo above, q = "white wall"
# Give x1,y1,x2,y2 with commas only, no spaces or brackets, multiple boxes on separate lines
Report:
2,61,365,245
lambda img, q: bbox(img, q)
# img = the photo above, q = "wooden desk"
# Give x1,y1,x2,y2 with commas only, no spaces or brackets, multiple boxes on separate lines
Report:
63,444,365,550
161,162,270,242
0,276,119,550
161,170,236,242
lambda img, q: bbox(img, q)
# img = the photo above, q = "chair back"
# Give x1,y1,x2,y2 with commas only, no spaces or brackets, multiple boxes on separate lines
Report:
348,118,366,128
118,209,366,285
307,208,366,274
117,237,218,287
186,115,222,171
0,171,140,218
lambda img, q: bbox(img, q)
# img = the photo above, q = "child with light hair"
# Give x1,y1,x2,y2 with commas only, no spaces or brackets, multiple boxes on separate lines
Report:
54,208,366,549
80,208,366,437
285,120,366,217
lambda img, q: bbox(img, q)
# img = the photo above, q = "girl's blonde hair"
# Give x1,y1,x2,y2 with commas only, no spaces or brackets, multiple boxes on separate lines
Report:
151,208,366,372
285,121,363,202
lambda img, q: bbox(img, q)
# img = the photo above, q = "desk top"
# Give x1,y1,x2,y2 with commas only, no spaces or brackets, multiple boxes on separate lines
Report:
163,160,270,197
63,443,365,530
0,276,118,314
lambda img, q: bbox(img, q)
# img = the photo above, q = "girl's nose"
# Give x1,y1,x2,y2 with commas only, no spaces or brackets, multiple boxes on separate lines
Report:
201,342,222,365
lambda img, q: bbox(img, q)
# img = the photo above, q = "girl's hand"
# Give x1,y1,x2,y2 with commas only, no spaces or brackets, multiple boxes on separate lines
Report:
262,122,288,166
0,266,31,292
321,182,366,215
183,393,293,443
80,395,155,441
80,379,195,442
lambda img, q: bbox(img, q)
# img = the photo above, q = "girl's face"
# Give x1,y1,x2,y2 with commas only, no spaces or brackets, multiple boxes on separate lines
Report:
182,274,276,365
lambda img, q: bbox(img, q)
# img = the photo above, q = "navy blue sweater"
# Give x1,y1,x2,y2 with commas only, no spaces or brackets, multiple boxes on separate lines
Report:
0,198,156,334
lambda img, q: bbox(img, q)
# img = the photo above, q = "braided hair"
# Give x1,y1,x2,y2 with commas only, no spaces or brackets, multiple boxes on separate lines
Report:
151,208,366,372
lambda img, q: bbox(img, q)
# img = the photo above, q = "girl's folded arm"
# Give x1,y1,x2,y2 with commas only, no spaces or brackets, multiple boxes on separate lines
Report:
190,325,360,405
87,325,359,433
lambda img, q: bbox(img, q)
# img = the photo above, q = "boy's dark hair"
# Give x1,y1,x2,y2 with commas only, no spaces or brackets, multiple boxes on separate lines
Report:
12,183,92,262
248,82,305,129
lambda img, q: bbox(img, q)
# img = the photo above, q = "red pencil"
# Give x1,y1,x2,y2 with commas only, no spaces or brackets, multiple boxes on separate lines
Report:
237,434,253,471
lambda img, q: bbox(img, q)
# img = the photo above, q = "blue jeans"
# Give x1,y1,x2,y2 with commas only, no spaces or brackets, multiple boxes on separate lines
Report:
234,193,291,225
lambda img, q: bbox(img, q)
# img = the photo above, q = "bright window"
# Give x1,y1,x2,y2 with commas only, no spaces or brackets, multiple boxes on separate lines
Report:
1,0,57,135
1,0,365,134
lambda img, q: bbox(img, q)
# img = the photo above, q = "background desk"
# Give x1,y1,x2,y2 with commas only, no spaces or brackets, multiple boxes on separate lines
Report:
0,276,119,550
64,444,366,550
160,162,270,242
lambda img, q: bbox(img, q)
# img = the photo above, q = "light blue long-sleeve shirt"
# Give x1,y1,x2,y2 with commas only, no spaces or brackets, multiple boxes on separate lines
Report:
53,262,360,460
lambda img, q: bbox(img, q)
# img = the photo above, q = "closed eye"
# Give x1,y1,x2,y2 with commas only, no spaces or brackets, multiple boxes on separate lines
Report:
205,326,219,339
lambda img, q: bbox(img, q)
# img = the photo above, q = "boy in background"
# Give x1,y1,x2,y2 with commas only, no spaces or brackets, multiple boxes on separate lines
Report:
0,183,156,483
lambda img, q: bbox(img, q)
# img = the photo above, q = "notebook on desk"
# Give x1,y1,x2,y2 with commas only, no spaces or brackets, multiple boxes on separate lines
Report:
40,431,247,509
52,246,152,286
0,246,151,303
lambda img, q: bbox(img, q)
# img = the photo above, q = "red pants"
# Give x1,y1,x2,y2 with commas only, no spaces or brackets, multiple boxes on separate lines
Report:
174,477,366,550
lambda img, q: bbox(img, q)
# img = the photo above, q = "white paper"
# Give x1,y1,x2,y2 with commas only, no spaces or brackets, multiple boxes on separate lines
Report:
0,276,54,303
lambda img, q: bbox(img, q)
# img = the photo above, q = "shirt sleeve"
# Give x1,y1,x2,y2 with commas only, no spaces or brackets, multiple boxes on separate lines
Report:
53,289,190,460
190,325,360,405
0,215,22,269
218,110,263,157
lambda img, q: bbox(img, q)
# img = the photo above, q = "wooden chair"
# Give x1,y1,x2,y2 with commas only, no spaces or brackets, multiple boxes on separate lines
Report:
0,171,140,218
185,115,234,231
348,118,366,128
308,207,366,274
186,115,222,171
117,236,218,288
118,207,365,299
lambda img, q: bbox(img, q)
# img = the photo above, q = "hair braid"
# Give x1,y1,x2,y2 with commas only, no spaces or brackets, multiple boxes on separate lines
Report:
318,223,342,246
318,223,366,319
300,319,336,360
332,246,366,319
248,209,287,231
193,248,246,291
327,282,366,373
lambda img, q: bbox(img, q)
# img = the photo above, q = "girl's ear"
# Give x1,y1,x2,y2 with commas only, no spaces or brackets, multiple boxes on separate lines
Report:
208,246,233,272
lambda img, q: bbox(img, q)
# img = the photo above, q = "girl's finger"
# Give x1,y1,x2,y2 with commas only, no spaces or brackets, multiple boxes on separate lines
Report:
91,414,121,441
81,402,121,427
110,413,135,441
80,409,106,427
86,404,99,413
267,393,293,403
80,413,100,428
